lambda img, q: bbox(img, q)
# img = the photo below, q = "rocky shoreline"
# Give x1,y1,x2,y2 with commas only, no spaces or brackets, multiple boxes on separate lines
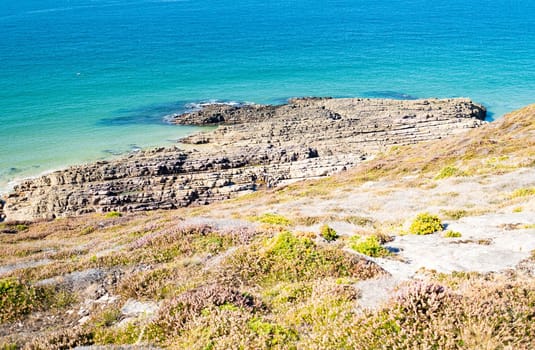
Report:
1,97,486,222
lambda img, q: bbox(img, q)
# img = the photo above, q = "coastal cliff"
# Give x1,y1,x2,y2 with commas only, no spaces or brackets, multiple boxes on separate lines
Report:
1,97,485,221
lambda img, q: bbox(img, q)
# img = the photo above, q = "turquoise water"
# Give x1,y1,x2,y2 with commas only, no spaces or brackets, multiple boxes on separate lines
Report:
1,0,535,192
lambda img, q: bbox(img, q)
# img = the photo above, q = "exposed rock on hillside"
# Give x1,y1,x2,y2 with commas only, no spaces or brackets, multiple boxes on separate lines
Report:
1,97,486,221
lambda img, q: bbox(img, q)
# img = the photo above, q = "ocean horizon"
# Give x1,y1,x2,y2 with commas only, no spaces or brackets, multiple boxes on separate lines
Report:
1,0,535,193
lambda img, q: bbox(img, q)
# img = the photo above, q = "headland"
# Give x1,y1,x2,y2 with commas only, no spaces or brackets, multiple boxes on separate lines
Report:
1,97,486,222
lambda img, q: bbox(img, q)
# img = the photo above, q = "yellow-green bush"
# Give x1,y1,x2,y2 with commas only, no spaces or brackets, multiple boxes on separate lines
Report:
443,230,462,238
263,282,313,309
128,225,235,264
440,209,469,220
247,317,299,348
348,235,390,257
219,231,383,286
252,213,292,226
409,213,443,235
319,224,338,242
0,278,37,321
510,187,535,199
147,283,263,342
104,211,122,218
93,322,142,345
349,280,535,349
434,166,467,180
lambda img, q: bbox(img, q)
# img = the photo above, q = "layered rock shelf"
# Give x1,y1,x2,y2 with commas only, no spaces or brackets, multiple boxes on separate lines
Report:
1,97,486,221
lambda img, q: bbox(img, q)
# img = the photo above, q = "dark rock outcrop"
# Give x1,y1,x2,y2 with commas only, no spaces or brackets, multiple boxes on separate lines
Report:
1,97,486,221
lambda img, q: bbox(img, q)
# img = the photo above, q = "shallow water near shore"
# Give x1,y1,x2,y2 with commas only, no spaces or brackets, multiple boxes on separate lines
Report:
1,0,535,192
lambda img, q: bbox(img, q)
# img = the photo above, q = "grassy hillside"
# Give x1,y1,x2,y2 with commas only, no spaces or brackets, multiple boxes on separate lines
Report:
1,105,534,349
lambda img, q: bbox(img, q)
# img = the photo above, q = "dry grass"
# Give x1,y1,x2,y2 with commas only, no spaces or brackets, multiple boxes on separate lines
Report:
2,210,535,349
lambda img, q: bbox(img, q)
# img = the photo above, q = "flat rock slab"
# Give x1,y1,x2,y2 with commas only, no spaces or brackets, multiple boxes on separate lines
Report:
0,259,52,277
121,299,159,317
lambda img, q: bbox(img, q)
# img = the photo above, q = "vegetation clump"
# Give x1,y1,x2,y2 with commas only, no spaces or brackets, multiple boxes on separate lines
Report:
104,211,122,218
319,224,338,242
510,187,535,199
147,283,263,341
0,278,76,323
349,279,535,349
263,282,313,308
128,224,235,264
0,278,37,321
434,166,467,180
80,225,96,235
443,230,462,238
22,328,93,349
409,213,443,235
94,322,142,345
247,317,299,348
348,235,390,257
220,231,383,286
0,222,30,234
14,224,29,232
252,213,292,226
440,209,469,220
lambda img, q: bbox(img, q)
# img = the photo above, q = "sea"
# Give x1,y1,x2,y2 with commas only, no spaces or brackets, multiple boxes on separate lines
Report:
1,0,535,193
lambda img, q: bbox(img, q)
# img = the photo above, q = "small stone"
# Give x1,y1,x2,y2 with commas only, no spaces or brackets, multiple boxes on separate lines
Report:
78,316,90,325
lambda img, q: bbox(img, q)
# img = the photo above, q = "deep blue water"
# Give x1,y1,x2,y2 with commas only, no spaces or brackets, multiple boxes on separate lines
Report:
1,0,535,191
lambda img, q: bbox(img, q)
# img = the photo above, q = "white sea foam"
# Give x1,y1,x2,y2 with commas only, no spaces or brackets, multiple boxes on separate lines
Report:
25,1,128,16
162,100,253,123
27,7,75,15
184,100,247,111
0,166,68,196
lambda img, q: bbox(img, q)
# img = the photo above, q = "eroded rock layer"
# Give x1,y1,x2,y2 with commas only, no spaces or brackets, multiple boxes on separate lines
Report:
2,97,486,221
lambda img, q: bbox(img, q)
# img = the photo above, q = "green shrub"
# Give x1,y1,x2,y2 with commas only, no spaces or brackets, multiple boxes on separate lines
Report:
148,283,263,341
263,282,313,308
440,209,469,220
105,211,122,218
0,278,37,321
343,216,375,227
129,227,234,265
247,317,299,347
49,289,78,309
80,225,96,235
409,213,443,235
91,307,144,344
22,328,93,349
510,187,535,199
154,305,297,349
93,307,122,328
117,266,175,300
320,224,338,242
348,235,390,257
350,279,535,349
253,213,292,226
443,230,462,238
434,166,467,180
15,224,29,232
94,322,141,345
220,231,383,286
